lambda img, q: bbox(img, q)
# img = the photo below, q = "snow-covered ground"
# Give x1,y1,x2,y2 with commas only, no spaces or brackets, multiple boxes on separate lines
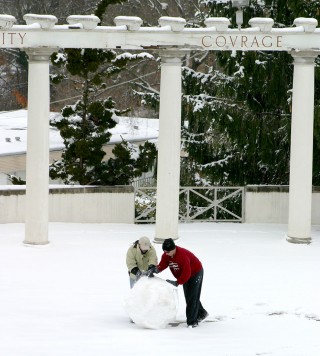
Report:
0,222,319,356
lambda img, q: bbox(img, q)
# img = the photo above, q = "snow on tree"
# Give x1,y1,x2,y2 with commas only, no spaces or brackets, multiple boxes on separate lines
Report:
181,0,320,186
133,0,320,188
49,0,157,186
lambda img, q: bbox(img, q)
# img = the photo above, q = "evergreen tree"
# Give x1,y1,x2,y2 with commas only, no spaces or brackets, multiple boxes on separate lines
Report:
49,0,157,185
181,0,320,186
102,140,157,185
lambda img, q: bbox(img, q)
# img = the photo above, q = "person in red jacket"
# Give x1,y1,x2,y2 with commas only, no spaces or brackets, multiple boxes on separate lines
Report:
151,238,208,328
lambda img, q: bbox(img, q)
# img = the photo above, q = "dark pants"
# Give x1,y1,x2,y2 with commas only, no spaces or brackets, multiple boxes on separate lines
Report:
183,268,207,325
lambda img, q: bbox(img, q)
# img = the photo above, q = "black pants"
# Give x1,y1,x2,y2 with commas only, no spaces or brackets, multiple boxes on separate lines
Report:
183,268,207,325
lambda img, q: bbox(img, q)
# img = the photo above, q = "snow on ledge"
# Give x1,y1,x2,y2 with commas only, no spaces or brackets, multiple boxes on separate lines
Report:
113,16,143,31
67,15,100,30
293,18,318,32
249,18,274,32
0,14,16,28
23,14,58,29
158,16,186,31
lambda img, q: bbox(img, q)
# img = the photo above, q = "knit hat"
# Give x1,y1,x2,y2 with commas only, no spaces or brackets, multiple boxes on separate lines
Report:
139,236,151,251
162,238,176,252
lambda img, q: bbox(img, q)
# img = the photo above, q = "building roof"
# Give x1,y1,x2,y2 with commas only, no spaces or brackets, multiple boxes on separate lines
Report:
0,109,159,157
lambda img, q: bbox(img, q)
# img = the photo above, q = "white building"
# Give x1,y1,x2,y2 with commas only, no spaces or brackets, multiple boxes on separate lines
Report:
0,110,159,185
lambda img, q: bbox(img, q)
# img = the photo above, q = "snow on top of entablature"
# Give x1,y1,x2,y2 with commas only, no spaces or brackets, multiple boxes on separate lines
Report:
114,16,143,22
23,13,57,21
23,13,58,29
293,17,318,32
67,15,100,30
114,16,143,31
0,14,16,29
3,14,319,35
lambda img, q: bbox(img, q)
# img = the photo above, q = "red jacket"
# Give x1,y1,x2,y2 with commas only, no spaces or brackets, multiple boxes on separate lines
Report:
157,246,202,285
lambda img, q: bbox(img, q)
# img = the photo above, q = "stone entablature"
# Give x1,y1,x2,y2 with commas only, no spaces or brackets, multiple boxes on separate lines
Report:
0,14,319,52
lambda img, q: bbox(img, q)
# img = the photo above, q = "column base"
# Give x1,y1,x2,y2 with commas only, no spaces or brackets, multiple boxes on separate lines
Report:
286,235,311,244
153,237,180,244
23,240,51,247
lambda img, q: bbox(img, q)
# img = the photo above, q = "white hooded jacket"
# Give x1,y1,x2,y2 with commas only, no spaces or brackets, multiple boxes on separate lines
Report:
126,240,158,280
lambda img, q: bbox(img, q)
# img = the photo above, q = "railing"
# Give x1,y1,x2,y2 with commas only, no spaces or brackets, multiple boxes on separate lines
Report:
131,177,156,188
134,186,244,223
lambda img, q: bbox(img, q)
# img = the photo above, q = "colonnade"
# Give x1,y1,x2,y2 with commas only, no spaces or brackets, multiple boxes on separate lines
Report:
23,45,316,245
19,16,317,245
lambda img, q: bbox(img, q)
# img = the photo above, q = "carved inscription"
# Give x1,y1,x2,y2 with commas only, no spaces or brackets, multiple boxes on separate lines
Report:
201,35,283,49
0,32,284,50
1,32,26,46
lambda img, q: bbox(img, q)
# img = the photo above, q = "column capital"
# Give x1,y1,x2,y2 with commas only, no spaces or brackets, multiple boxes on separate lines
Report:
290,50,319,65
159,49,189,65
25,47,58,62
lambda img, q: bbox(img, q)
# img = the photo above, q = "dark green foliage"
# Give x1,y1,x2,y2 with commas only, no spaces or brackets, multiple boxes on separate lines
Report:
180,0,320,186
133,91,160,111
50,96,157,185
95,0,124,21
181,50,292,185
135,141,158,172
100,139,157,185
65,48,117,76
50,98,117,185
49,0,157,186
7,175,26,185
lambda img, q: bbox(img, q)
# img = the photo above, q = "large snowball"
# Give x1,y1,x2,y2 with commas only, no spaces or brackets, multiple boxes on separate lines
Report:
124,276,178,329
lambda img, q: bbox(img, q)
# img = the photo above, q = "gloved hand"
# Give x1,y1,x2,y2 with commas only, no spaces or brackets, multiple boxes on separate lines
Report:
166,279,178,287
131,267,142,280
146,265,159,278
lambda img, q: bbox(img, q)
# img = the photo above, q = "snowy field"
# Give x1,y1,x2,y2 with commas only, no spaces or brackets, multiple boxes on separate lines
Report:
0,222,319,356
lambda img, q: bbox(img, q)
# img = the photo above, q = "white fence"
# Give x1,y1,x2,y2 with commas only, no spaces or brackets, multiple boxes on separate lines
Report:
1,185,320,224
134,186,244,223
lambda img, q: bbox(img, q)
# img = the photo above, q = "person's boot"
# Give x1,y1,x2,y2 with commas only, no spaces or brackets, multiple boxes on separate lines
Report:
197,311,209,323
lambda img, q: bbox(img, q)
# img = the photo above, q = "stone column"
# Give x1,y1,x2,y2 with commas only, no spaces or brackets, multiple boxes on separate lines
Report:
154,50,185,243
24,48,55,245
287,51,317,244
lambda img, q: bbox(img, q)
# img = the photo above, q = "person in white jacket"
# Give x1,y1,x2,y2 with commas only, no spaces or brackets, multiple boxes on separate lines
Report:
126,236,158,288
